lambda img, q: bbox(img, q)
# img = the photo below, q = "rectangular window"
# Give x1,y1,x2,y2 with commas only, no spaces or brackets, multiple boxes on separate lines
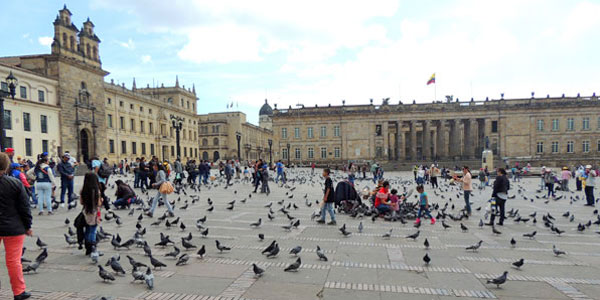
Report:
282,148,288,160
109,140,115,153
281,128,288,139
567,141,574,153
141,143,146,155
491,120,498,133
598,140,600,152
38,90,45,102
130,104,134,110
132,141,137,154
121,141,127,154
294,128,300,139
3,110,11,130
295,148,301,159
536,119,544,132
40,115,48,133
308,147,314,159
19,86,27,99
320,147,327,159
23,112,30,131
536,142,543,153
0,82,7,92
107,98,111,105
25,138,32,156
140,120,145,133
149,122,154,134
184,147,187,157
551,119,559,131
140,106,143,112
119,101,123,107
598,117,600,129
375,125,382,136
120,117,125,129
551,141,559,153
307,127,314,138
107,114,113,128
171,146,175,156
4,137,12,149
150,144,155,155
42,140,48,153
334,147,340,158
567,118,574,131
130,118,135,132
583,140,590,153
583,117,590,130
334,125,340,137
320,126,327,137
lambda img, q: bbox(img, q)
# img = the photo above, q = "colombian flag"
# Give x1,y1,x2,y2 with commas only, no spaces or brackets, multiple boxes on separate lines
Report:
427,73,435,85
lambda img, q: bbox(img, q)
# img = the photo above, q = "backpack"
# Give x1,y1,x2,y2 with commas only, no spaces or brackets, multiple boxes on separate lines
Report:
98,163,112,178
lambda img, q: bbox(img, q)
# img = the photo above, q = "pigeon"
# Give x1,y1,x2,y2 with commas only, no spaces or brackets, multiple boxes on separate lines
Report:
64,218,70,225
197,245,206,258
126,255,147,269
119,239,135,250
510,238,516,247
183,232,193,241
201,228,209,237
35,248,48,263
98,265,115,282
423,253,431,265
252,263,265,277
553,245,566,256
165,246,181,258
316,245,328,261
176,253,189,266
478,219,484,228
523,231,536,239
216,240,231,253
149,255,167,269
143,242,152,257
466,240,483,252
284,257,301,272
22,260,40,273
441,221,451,229
262,241,277,255
460,223,468,232
36,237,48,249
406,230,420,241
289,246,302,256
144,267,154,290
109,256,126,275
424,238,430,249
180,222,186,231
258,233,265,241
266,243,280,258
492,226,502,235
358,222,363,233
181,238,197,250
339,224,352,237
250,218,262,228
382,228,393,239
512,258,524,269
131,266,145,283
486,271,508,288
64,233,77,246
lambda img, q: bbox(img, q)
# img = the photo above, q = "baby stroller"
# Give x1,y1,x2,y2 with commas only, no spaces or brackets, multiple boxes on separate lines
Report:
334,181,361,214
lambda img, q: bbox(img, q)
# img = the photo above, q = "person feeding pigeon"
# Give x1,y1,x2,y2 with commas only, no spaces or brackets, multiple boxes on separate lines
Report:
454,166,473,215
0,152,33,300
78,172,103,257
316,168,336,225
113,179,136,209
487,168,510,226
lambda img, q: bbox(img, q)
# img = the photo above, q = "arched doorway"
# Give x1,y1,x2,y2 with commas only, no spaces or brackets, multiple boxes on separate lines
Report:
80,129,90,163
213,151,220,162
202,151,209,160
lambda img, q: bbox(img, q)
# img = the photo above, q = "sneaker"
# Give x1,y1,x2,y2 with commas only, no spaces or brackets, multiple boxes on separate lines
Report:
168,212,175,217
316,219,325,224
14,291,31,300
414,218,421,225
48,211,53,215
430,218,436,225
327,221,337,225
60,203,65,208
38,212,43,216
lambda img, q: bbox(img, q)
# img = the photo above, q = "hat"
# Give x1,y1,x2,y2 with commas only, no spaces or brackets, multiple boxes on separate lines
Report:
585,165,592,169
64,153,71,158
42,152,48,157
5,148,14,153
563,167,568,170
546,168,551,172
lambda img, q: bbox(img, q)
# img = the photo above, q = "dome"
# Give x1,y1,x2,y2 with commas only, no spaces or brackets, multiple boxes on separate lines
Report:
259,99,273,116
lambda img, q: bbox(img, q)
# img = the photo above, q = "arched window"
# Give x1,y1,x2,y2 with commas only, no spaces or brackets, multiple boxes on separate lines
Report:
93,46,98,60
213,151,220,161
86,43,91,57
213,138,219,146
202,151,209,160
62,33,67,48
202,138,208,146
70,36,75,50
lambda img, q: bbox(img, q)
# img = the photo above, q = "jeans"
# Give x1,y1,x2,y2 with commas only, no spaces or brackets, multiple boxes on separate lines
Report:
275,172,284,183
373,172,378,183
464,190,471,213
139,174,149,190
585,186,595,206
546,183,555,197
84,225,97,243
417,205,433,219
134,172,140,188
60,178,74,203
348,174,355,185
431,177,438,188
35,182,53,212
576,178,582,191
0,235,26,296
320,202,336,222
114,197,133,209
540,178,546,190
150,191,173,214
376,204,391,214
489,198,506,224
561,179,569,191
30,186,38,205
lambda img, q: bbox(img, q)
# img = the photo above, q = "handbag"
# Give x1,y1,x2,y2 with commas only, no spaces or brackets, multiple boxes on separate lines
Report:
159,181,174,194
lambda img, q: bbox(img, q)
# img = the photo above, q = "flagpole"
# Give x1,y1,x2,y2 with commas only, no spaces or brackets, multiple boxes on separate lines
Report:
434,81,437,101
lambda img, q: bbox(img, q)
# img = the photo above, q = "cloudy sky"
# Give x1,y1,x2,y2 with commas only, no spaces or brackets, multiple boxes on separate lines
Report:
2,0,599,124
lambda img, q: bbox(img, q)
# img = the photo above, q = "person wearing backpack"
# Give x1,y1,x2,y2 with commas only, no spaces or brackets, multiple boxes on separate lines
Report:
34,154,55,215
91,157,110,210
57,154,75,207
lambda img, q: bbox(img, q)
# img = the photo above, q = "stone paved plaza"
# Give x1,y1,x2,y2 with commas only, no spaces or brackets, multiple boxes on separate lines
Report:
1,169,600,300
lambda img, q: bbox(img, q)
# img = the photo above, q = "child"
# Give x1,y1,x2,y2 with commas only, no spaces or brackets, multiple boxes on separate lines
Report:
415,185,436,225
260,165,270,195
389,189,400,212
317,168,336,225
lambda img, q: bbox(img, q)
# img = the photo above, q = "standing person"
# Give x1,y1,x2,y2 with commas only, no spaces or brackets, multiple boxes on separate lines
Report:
362,164,367,179
584,165,596,207
34,154,55,215
57,154,75,207
132,158,140,188
488,168,510,226
79,172,103,257
173,158,184,186
225,160,233,186
91,157,110,211
575,166,584,191
478,168,487,190
0,152,33,300
416,166,425,185
311,162,315,175
544,168,556,198
260,165,270,195
317,168,336,225
413,165,418,181
275,160,284,184
539,166,547,190
348,163,356,186
147,163,174,218
253,160,262,193
560,167,571,192
430,164,439,189
454,166,473,215
415,185,436,225
370,162,379,183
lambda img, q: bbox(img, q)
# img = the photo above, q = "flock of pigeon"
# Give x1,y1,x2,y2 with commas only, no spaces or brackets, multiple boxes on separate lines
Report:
17,168,599,297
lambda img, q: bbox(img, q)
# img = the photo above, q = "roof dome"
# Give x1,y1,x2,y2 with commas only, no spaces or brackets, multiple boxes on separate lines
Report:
259,99,273,116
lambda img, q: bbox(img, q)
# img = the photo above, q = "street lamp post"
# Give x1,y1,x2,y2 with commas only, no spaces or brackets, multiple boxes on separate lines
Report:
286,143,290,166
235,131,241,160
0,72,18,151
170,115,184,159
268,139,272,165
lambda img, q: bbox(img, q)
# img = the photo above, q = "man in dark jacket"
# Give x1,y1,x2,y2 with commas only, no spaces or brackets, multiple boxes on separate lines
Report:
57,154,75,206
113,180,136,209
488,168,510,226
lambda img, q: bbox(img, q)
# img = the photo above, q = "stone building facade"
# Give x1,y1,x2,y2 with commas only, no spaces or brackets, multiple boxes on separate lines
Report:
198,110,273,162
271,96,600,168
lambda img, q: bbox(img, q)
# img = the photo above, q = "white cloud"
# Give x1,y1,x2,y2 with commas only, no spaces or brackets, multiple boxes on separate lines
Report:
38,36,53,47
178,24,262,63
118,38,135,49
141,55,152,63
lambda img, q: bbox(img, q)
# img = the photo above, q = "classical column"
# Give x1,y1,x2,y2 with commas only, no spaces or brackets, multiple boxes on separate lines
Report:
452,119,462,158
437,120,447,159
410,121,417,160
469,118,478,158
423,120,431,160
398,127,405,160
